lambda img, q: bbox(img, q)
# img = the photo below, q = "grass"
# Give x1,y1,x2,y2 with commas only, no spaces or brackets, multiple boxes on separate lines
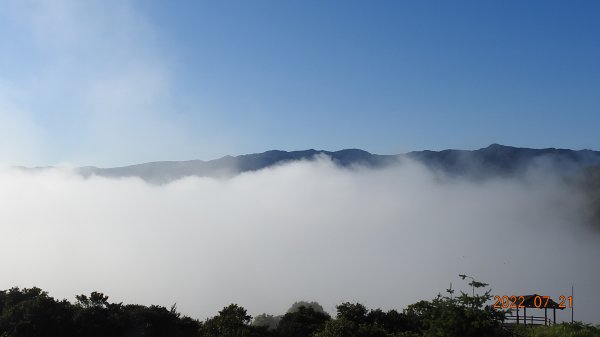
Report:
513,322,600,337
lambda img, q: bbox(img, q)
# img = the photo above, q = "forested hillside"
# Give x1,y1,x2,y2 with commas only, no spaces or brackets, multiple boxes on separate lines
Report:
1,279,598,337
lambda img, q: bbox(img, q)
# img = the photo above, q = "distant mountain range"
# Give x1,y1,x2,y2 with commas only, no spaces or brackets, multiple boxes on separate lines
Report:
74,144,600,183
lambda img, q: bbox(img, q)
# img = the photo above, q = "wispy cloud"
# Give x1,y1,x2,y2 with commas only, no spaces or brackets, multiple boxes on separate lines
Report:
0,81,43,165
0,0,191,166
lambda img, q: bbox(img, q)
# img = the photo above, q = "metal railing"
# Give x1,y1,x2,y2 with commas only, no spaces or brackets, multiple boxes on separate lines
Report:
503,314,554,326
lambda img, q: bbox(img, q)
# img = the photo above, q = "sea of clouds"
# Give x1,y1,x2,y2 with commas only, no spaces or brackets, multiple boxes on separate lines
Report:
0,156,598,323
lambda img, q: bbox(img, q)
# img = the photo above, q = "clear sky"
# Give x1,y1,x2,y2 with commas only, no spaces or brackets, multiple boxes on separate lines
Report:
0,0,598,166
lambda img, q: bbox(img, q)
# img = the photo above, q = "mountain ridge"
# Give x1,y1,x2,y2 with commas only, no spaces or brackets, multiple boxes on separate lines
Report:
70,144,600,183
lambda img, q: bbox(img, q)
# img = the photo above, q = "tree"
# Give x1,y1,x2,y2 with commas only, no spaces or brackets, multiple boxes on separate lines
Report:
201,304,253,337
75,291,109,308
367,308,412,334
0,287,76,337
287,301,326,314
315,303,410,337
276,305,330,337
252,313,282,330
313,318,357,337
121,304,200,337
73,292,126,337
336,302,368,325
403,275,506,337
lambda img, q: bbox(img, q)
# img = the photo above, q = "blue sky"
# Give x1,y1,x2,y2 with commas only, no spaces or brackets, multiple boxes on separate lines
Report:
0,0,598,166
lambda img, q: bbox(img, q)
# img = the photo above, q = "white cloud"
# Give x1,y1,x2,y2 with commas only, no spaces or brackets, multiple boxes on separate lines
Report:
0,158,597,323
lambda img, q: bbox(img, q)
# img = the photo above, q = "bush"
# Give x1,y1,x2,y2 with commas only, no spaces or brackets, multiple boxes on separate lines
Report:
514,322,600,337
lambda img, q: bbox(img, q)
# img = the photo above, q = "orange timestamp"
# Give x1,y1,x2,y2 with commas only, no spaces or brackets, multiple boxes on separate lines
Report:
492,295,573,309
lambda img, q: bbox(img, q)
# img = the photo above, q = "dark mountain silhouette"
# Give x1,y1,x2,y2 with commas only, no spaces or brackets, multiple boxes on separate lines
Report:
75,144,600,183
407,143,600,177
77,149,398,183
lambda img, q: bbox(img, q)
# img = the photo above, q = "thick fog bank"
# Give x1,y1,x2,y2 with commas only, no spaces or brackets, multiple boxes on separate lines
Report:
0,157,598,323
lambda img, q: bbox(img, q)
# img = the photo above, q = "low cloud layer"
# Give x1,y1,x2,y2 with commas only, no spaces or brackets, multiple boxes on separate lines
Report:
0,157,598,323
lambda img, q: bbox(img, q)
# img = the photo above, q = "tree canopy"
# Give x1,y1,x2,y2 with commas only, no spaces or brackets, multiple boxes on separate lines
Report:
0,278,597,337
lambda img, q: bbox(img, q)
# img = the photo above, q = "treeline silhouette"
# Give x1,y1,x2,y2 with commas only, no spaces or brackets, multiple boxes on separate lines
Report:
0,283,597,337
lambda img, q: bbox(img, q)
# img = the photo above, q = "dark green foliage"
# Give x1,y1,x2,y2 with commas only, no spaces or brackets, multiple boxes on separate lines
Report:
201,304,255,337
0,288,201,337
514,322,600,337
253,313,282,330
0,287,76,337
252,301,326,332
404,297,503,337
403,276,505,337
75,292,109,308
315,303,412,337
336,303,369,325
287,301,326,314
276,306,330,337
120,304,200,337
369,309,413,333
314,317,358,337
200,303,278,337
315,276,508,337
1,280,590,337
